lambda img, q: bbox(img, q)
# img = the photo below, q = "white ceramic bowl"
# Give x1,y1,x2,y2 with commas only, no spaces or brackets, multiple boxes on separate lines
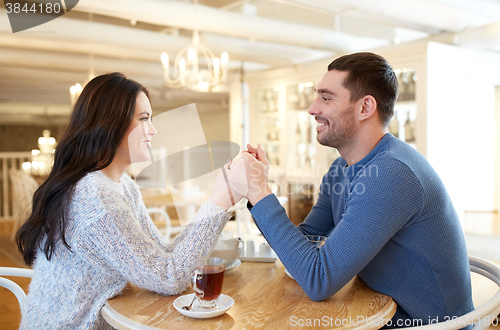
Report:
209,239,241,266
210,248,240,266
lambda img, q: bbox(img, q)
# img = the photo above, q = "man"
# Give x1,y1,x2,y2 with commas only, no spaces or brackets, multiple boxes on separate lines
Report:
241,52,474,326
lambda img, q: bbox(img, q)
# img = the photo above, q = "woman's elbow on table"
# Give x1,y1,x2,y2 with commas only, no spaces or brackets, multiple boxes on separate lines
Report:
155,283,188,296
146,275,190,296
169,278,191,296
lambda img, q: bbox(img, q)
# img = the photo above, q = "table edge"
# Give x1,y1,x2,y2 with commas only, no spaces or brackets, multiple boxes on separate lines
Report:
353,299,398,330
103,273,397,330
101,302,158,330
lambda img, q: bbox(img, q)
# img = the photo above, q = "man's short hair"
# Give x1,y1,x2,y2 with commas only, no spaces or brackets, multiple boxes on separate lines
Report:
327,52,398,127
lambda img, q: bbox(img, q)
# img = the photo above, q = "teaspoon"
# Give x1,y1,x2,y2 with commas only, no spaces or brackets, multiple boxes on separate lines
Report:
182,295,196,311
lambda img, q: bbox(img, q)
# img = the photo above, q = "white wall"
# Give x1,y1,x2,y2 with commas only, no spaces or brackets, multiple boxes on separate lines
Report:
495,86,500,213
426,42,499,214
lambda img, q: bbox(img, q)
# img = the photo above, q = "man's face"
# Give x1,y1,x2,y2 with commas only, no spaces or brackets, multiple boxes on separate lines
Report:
308,70,358,150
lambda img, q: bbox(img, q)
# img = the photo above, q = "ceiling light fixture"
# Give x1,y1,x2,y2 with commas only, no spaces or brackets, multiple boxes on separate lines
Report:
70,13,95,105
70,83,83,105
69,54,95,106
161,30,229,92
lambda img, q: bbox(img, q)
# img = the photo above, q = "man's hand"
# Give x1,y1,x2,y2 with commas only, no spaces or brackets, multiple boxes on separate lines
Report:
242,144,273,205
243,144,258,159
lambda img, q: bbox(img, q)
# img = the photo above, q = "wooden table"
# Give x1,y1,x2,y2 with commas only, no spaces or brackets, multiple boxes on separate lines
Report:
101,261,397,330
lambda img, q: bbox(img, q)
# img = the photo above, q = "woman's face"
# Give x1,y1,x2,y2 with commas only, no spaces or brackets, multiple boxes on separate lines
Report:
116,92,157,165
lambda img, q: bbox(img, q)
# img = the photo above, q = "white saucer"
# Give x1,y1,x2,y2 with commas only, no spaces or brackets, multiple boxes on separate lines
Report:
173,293,234,319
284,268,295,280
225,259,241,272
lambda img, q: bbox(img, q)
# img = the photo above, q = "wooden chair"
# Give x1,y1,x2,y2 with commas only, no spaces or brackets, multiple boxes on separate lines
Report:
404,256,500,330
9,170,39,241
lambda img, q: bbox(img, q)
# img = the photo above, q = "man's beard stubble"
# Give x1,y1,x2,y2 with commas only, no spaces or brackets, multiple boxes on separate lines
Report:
316,104,356,150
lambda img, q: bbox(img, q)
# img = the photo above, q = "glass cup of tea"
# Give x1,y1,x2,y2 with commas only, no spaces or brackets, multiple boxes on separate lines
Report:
191,257,226,309
306,235,327,247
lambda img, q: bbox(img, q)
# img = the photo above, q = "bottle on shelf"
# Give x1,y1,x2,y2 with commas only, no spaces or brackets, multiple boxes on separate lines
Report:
306,121,312,143
404,117,415,143
295,122,302,144
408,72,416,101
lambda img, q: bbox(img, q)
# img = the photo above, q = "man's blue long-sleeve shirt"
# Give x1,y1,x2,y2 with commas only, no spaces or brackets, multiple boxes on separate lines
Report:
250,133,474,325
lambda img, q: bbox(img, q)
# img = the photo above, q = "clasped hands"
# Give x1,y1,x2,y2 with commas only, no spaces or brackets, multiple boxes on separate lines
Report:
209,144,273,211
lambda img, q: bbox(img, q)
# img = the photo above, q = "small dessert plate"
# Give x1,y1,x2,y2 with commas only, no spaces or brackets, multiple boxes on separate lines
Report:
225,259,241,272
173,293,234,319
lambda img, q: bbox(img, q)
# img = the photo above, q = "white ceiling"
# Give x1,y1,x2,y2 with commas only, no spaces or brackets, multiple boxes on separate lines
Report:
1,0,500,125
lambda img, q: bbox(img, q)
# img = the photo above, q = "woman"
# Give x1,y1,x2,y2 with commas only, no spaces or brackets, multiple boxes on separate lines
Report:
16,72,244,329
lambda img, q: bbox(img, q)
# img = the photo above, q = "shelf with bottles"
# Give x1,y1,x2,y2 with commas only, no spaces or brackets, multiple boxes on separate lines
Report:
256,88,280,113
286,111,316,168
395,67,416,102
388,67,417,148
254,87,282,166
286,81,315,111
261,115,281,141
389,101,417,148
261,143,280,166
283,81,317,170
260,114,281,166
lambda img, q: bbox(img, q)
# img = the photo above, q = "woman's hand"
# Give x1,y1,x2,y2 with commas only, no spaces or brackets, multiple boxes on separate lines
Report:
208,157,247,211
225,157,248,199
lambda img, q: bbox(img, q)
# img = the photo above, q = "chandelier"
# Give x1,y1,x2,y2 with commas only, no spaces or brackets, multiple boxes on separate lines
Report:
70,49,95,105
22,130,57,176
161,30,229,92
69,69,96,105
70,83,83,105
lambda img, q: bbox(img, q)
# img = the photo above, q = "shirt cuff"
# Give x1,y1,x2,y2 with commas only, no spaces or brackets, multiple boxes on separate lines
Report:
249,194,281,220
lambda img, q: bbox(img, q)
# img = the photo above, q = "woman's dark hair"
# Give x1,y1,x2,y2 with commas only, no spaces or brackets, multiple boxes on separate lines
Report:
328,52,399,127
16,72,149,266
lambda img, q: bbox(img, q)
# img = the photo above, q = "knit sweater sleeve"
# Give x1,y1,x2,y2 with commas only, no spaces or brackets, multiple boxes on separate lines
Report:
251,158,424,301
74,201,229,295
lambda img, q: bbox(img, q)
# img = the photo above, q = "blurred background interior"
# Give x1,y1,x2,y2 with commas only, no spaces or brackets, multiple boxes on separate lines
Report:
0,0,499,237
1,0,500,328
